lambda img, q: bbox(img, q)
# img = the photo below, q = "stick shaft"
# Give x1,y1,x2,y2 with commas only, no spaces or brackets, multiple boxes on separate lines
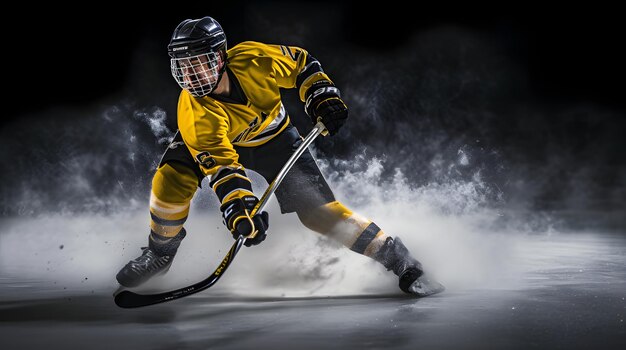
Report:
252,121,326,215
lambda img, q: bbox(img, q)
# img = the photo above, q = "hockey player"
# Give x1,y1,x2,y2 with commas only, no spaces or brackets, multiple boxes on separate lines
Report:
116,16,443,296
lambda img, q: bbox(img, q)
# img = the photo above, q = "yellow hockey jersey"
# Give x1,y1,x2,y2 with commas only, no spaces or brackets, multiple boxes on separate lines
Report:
177,41,332,179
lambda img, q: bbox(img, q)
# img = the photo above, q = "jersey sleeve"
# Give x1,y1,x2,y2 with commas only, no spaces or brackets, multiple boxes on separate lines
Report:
177,91,254,204
264,43,335,102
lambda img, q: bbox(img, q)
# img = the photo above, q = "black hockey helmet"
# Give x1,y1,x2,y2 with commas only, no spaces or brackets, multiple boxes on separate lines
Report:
167,16,227,58
168,17,228,97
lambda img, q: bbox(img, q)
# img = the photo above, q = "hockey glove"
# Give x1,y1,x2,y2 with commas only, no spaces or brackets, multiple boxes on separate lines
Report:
220,195,269,247
304,82,348,136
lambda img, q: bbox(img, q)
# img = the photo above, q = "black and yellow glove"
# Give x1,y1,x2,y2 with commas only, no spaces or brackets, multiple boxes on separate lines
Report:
304,81,348,136
220,195,269,247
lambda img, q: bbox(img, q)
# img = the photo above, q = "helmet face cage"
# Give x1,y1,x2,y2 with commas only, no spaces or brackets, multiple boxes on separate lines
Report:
170,50,223,97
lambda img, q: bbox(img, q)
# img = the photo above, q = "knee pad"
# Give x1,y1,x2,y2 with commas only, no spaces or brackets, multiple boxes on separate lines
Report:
150,163,197,238
152,162,199,204
297,201,353,233
298,201,389,257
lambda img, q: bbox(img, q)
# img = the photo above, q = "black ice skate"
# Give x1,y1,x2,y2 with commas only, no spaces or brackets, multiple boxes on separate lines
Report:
400,269,445,296
116,247,173,288
116,228,186,288
374,236,445,297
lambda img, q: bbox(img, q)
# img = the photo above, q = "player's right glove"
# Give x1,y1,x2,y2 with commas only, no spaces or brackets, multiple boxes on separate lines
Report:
220,195,269,247
304,81,348,136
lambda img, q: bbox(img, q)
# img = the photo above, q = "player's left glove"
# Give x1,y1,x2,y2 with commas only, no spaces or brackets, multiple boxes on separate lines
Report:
220,195,269,247
304,82,348,136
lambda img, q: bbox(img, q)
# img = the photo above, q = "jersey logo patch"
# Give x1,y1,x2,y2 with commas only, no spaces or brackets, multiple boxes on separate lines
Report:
196,151,217,169
232,112,268,143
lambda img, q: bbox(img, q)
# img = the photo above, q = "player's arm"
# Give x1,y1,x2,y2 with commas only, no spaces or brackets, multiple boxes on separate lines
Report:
178,94,268,246
269,44,349,136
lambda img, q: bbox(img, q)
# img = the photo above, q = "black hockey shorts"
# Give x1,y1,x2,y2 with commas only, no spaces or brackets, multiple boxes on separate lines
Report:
158,124,336,214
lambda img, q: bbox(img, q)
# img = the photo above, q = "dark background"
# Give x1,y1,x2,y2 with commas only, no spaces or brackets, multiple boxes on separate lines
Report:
1,2,625,230
5,4,625,118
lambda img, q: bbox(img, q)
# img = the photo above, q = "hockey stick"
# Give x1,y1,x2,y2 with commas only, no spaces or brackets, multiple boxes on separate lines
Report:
114,121,328,308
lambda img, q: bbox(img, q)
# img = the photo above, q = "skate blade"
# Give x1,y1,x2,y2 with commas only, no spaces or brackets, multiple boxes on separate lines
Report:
409,275,445,297
113,285,126,297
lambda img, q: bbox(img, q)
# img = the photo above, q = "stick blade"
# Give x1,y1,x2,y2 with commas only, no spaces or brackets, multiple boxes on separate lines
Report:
114,290,168,308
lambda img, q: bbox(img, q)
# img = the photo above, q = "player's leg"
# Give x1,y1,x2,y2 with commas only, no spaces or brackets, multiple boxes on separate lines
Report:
295,201,429,294
245,124,441,295
116,132,203,288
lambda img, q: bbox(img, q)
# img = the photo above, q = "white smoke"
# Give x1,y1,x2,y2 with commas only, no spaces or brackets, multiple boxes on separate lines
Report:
0,148,549,300
132,107,174,145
